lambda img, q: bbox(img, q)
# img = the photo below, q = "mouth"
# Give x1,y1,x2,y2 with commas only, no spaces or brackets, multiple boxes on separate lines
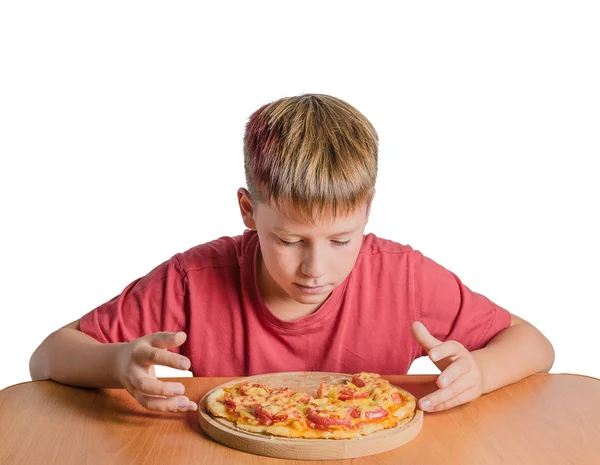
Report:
294,283,327,294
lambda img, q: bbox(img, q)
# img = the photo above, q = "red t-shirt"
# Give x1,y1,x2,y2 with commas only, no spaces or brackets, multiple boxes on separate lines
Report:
80,230,511,376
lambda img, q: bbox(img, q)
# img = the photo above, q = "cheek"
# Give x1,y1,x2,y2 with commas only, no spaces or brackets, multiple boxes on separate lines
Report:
336,246,362,273
268,248,300,274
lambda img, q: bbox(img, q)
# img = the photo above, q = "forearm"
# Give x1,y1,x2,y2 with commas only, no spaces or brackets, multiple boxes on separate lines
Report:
472,322,555,394
29,329,126,389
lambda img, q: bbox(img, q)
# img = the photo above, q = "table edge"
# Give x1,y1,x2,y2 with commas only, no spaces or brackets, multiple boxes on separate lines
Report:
2,372,598,394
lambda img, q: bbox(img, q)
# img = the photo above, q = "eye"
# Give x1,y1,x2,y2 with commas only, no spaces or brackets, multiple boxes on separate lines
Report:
332,240,350,246
278,238,302,246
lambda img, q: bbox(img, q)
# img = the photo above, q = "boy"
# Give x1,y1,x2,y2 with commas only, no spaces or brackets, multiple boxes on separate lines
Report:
29,94,555,415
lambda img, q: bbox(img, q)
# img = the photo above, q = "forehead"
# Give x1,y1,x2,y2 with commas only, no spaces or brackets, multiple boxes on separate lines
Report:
257,200,366,235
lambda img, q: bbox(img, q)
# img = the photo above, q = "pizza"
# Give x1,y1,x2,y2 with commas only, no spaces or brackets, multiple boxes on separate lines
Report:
205,372,418,439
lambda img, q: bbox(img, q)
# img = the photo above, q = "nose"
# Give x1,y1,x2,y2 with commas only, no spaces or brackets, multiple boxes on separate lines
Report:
300,244,327,280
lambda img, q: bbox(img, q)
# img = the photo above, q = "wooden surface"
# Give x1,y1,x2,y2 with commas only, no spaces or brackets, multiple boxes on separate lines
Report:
1,374,600,464
197,372,423,459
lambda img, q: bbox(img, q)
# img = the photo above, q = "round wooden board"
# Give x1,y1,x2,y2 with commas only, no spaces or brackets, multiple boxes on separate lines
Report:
197,372,423,460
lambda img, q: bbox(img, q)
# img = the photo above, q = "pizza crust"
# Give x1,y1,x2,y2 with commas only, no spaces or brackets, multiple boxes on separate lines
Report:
392,387,417,423
206,388,228,418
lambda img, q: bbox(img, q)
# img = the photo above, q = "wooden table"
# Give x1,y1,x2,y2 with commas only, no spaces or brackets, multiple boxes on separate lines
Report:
1,374,599,464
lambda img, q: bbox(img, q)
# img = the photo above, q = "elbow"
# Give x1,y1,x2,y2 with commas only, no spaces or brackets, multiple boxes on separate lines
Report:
29,349,46,381
539,338,555,373
524,322,555,374
29,336,52,381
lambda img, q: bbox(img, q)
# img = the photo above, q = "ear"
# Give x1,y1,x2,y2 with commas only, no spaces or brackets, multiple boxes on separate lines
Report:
237,188,257,230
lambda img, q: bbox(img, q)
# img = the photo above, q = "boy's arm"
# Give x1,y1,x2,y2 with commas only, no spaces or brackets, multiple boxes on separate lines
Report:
471,314,555,394
30,319,197,412
412,314,555,412
29,319,125,388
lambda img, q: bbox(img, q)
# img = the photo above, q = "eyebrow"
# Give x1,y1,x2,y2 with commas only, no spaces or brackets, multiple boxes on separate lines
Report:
273,226,360,237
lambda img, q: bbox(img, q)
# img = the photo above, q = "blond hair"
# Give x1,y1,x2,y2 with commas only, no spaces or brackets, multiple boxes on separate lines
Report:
243,93,378,223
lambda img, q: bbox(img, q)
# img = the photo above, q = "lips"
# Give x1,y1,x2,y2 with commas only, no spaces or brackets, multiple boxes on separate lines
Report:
294,283,328,294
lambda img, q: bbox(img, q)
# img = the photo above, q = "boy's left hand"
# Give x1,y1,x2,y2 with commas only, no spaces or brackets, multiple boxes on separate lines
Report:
411,321,484,412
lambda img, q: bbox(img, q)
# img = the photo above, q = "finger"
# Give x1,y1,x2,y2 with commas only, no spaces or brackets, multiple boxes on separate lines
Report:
427,386,480,412
428,340,467,364
419,372,473,411
122,375,197,413
145,331,188,350
135,344,191,370
129,374,187,397
411,321,443,352
136,392,194,412
435,357,470,389
187,401,198,412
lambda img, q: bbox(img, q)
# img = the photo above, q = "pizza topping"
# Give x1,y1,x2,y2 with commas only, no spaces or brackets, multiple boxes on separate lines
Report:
254,405,274,425
351,372,381,387
254,404,301,425
239,383,270,397
267,387,295,404
348,405,361,419
317,382,327,398
318,380,371,401
364,406,389,419
337,385,370,401
269,386,293,397
291,392,313,404
223,393,237,412
306,407,352,427
351,375,366,387
209,372,416,439
308,421,330,431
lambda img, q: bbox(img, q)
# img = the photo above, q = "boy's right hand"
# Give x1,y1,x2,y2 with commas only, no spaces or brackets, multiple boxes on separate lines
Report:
116,331,197,413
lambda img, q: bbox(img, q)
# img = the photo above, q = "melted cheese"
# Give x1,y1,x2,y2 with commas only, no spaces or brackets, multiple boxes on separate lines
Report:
213,373,415,438
239,384,270,397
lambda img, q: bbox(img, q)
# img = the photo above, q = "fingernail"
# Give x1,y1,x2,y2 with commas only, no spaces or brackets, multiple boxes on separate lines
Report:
430,350,440,361
173,385,184,395
179,360,190,370
177,398,189,408
421,399,431,410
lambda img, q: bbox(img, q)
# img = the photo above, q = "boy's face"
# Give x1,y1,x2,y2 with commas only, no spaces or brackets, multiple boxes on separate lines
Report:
237,188,371,314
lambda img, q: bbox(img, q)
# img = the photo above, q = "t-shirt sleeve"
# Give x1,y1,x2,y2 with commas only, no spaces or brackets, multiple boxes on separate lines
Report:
414,252,511,356
79,255,188,353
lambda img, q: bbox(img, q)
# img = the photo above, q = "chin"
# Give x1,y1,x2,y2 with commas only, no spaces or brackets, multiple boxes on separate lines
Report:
293,294,323,304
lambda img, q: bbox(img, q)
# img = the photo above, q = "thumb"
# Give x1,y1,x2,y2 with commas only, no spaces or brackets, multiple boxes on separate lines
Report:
145,331,187,349
411,321,442,352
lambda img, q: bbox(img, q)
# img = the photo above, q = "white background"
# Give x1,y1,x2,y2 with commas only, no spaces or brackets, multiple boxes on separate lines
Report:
1,1,598,392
